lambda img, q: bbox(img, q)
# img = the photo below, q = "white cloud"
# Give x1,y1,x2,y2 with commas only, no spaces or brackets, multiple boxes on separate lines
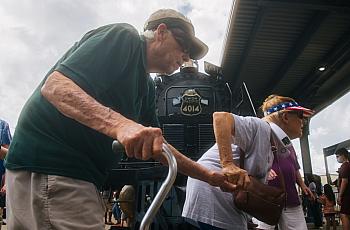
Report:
310,126,328,139
0,0,231,132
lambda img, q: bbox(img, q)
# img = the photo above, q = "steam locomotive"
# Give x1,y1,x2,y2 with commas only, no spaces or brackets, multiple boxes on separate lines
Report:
106,61,248,229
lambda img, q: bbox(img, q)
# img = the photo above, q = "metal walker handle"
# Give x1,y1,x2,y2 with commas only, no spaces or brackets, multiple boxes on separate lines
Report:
139,143,177,230
112,141,178,230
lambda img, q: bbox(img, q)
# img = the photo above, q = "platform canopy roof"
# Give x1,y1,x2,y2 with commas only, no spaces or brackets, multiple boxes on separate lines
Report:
221,0,350,115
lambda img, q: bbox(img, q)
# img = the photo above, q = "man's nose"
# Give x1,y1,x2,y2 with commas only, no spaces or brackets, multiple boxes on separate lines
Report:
183,53,190,62
302,118,308,127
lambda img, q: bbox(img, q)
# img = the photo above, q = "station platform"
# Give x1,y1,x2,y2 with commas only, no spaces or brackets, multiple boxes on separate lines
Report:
0,221,345,229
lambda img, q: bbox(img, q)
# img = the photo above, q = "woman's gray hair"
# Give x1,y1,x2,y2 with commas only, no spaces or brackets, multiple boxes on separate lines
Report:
142,30,156,41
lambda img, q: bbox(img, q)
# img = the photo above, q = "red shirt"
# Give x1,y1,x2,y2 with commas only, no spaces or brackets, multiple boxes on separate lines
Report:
339,161,350,197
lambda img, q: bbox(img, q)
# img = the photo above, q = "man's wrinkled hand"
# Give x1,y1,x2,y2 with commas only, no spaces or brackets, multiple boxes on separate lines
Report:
207,170,237,193
222,164,250,190
116,120,163,160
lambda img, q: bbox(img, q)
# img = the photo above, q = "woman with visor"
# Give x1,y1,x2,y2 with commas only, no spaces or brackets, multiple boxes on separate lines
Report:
253,95,315,230
182,94,315,230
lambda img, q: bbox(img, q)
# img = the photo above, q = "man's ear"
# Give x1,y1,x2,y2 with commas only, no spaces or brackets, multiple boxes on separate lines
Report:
281,112,289,124
155,23,168,41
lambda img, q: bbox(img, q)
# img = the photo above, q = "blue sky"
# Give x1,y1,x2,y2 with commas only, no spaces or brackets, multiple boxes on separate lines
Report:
0,0,348,176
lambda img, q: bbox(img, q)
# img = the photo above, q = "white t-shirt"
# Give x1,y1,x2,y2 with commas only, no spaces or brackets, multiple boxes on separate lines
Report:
182,114,274,230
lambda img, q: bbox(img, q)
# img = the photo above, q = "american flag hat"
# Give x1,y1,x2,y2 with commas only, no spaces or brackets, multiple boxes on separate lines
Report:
264,101,314,117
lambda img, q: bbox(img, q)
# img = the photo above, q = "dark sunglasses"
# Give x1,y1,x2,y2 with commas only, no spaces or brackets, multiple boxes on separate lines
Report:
169,28,190,55
287,110,304,119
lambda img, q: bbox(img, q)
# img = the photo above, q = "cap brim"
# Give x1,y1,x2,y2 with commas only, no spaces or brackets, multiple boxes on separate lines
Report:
285,106,314,117
189,36,208,60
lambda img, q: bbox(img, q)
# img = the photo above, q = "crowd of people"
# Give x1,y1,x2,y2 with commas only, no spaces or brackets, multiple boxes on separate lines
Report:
1,7,350,230
0,119,11,228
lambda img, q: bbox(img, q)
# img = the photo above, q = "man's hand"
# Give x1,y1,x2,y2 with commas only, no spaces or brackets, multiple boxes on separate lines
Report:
207,170,237,193
0,184,6,194
337,196,342,206
116,120,163,160
222,164,250,190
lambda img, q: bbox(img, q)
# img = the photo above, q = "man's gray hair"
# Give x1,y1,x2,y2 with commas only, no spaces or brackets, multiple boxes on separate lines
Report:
142,30,155,41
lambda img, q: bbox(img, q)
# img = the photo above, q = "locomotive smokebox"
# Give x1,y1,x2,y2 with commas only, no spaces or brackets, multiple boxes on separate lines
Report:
155,61,232,160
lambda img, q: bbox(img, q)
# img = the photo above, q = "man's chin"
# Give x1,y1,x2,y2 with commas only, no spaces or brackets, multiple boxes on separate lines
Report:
165,71,174,75
290,133,302,140
165,68,178,75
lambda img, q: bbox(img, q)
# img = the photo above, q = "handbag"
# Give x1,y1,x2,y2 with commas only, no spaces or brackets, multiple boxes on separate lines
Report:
233,132,286,225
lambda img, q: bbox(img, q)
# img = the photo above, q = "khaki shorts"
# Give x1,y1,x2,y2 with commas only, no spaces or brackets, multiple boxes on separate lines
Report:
6,169,105,230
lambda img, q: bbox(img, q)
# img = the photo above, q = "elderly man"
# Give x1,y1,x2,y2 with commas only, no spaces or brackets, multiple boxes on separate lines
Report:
5,9,235,229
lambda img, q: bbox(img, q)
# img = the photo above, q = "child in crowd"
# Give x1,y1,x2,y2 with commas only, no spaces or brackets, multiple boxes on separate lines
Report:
319,184,337,230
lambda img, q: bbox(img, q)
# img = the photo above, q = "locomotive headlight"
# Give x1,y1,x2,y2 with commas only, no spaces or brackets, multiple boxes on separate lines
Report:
204,61,223,77
172,97,181,106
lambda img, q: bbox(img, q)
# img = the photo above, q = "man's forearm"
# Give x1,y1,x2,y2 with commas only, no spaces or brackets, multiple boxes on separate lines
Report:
42,71,164,160
339,179,348,197
154,142,236,192
158,144,211,183
41,71,131,139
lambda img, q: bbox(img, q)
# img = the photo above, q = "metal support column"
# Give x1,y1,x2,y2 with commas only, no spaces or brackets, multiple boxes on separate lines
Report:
299,119,313,176
323,151,331,184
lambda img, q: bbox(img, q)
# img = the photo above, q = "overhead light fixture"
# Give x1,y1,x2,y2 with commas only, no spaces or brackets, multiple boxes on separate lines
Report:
318,66,326,72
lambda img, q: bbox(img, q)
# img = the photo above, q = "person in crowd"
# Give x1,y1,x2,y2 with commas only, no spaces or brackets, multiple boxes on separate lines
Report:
182,95,315,230
0,119,11,160
319,184,337,230
103,190,114,225
335,147,350,229
0,119,12,227
308,179,323,229
4,9,236,230
112,198,122,225
254,97,317,230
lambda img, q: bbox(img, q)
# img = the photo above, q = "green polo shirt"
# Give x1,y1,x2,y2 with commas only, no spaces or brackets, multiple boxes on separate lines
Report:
5,23,158,188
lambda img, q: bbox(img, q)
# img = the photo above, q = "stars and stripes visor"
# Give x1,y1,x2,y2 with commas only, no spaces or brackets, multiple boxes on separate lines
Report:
264,101,314,117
